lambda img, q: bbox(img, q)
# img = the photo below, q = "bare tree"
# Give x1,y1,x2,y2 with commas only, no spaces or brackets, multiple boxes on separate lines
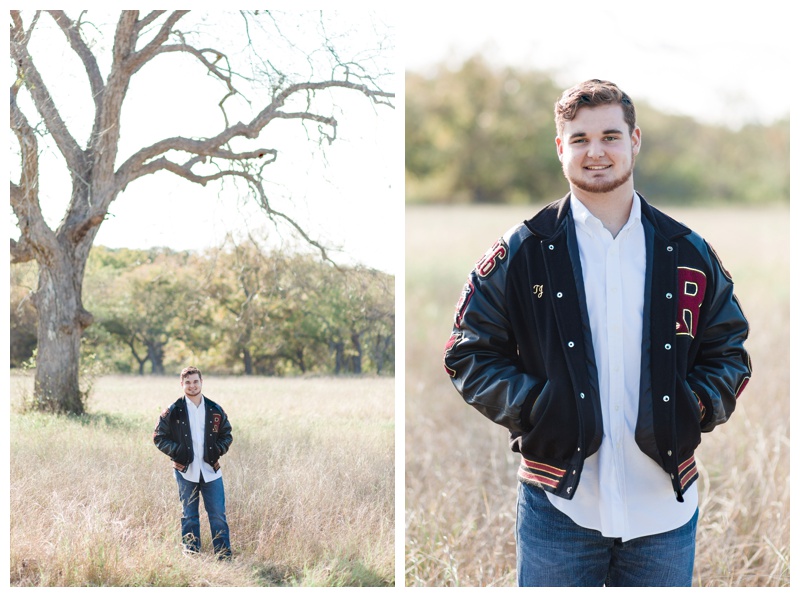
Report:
9,10,394,413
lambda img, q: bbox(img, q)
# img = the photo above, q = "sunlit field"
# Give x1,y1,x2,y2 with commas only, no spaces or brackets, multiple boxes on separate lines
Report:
405,202,789,587
10,374,394,587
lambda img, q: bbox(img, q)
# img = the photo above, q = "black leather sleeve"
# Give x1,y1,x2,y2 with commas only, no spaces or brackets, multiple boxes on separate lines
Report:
443,228,547,434
688,239,752,432
153,406,182,460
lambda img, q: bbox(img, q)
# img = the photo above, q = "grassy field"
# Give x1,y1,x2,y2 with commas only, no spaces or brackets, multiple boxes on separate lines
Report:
405,202,789,587
10,374,395,587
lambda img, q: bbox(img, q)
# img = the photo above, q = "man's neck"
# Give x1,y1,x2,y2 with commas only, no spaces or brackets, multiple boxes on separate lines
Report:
571,185,635,238
186,393,203,407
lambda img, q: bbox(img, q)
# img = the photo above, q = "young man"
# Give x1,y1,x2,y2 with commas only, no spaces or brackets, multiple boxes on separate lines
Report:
443,80,751,586
153,366,233,559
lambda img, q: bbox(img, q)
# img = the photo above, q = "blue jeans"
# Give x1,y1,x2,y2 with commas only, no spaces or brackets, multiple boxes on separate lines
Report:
174,470,231,557
515,482,697,586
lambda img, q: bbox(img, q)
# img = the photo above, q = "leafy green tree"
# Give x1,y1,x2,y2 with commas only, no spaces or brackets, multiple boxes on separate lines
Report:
94,255,194,374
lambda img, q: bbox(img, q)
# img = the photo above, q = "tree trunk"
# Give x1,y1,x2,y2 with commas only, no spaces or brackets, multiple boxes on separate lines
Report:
350,332,362,374
243,347,253,375
373,333,385,374
295,348,306,374
332,341,345,374
147,342,165,375
32,256,92,414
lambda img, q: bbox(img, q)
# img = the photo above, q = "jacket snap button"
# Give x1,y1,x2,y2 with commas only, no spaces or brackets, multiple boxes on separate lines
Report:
566,487,572,494
548,244,555,250
663,395,670,402
568,341,575,348
580,392,585,399
557,292,563,298
665,343,672,350
667,246,674,252
666,292,673,299
667,450,673,456
572,470,577,475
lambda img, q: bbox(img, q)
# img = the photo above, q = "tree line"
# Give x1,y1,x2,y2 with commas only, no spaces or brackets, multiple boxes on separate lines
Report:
406,56,789,206
11,239,395,377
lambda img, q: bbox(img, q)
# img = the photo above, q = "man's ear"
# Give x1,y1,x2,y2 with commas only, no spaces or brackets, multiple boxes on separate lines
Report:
631,126,642,156
555,136,563,161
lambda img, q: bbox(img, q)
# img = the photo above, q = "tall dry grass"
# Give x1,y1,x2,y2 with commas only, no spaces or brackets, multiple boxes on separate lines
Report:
10,374,394,587
405,203,789,587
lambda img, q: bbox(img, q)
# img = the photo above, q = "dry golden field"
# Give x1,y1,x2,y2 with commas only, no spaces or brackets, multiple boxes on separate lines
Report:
10,374,394,587
405,202,789,587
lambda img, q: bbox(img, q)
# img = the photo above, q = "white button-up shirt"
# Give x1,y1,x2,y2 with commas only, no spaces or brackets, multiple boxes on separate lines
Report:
182,395,222,483
545,193,697,541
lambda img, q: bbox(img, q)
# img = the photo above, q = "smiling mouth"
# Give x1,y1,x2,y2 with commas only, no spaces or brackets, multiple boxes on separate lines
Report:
585,165,611,170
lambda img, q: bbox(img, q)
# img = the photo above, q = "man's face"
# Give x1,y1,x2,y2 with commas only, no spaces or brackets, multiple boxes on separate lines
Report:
181,374,203,398
555,103,641,195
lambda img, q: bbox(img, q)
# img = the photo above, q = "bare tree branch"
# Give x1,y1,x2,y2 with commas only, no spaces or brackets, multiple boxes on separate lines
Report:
10,73,59,265
10,11,85,176
115,77,392,192
135,10,167,34
124,10,189,75
47,11,104,110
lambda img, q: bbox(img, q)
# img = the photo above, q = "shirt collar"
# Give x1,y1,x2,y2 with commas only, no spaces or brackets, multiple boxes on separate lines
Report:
185,395,205,410
570,192,642,236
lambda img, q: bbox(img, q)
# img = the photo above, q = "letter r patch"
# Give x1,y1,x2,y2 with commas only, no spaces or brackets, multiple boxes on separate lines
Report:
675,267,706,338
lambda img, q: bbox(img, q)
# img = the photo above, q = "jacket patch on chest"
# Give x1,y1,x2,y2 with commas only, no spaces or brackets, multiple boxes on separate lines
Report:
211,413,222,433
475,238,508,278
676,267,707,338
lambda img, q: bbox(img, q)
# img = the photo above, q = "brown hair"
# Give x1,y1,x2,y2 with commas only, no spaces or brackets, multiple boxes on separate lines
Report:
180,366,202,381
554,79,636,136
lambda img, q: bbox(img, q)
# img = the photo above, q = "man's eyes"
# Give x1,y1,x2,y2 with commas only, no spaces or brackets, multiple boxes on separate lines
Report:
571,136,619,143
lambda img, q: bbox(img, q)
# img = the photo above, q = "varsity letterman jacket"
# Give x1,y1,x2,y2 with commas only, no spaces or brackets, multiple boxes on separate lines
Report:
443,194,751,502
153,396,233,473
